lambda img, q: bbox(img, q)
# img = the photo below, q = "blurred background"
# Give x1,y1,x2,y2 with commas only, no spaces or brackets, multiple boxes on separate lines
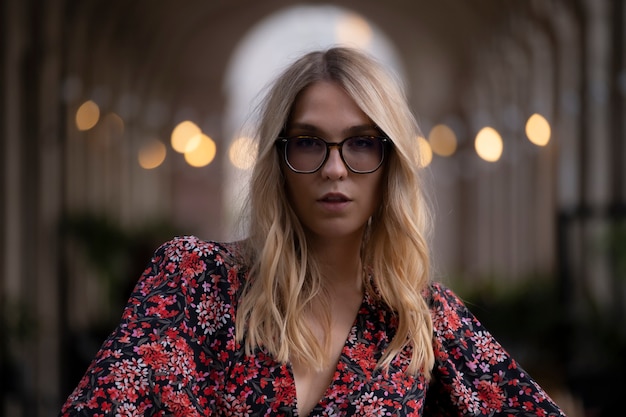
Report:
1,0,625,416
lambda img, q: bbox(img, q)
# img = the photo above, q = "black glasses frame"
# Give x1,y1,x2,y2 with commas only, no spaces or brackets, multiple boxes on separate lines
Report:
276,135,390,174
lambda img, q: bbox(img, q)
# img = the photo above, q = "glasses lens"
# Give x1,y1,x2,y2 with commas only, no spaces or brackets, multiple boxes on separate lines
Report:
343,136,384,173
282,135,386,173
285,136,326,172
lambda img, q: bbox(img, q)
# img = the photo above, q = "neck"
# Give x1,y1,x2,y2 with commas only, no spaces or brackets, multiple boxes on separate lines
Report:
307,233,364,292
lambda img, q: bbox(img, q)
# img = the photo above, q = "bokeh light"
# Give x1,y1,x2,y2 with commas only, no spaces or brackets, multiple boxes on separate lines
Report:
428,124,457,157
171,121,202,153
75,100,100,131
475,127,503,162
525,113,551,146
417,136,433,168
229,137,258,170
184,134,216,167
138,139,167,169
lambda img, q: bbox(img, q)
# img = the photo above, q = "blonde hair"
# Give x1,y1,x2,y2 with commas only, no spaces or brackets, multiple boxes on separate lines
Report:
236,47,434,378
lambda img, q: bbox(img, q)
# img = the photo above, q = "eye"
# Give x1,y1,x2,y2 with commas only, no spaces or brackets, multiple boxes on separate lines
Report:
346,136,377,151
291,136,324,151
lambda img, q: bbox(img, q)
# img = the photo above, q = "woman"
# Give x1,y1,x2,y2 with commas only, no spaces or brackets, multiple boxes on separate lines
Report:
60,47,566,416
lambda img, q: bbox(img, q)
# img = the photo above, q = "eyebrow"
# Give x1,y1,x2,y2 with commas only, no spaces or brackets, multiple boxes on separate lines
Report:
287,123,380,136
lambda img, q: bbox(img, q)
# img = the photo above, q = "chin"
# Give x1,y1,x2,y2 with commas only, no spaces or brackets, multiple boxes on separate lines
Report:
307,224,366,241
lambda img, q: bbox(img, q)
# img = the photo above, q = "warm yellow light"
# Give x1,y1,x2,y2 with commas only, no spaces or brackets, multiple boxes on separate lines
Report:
475,127,503,162
335,13,372,48
428,124,457,157
171,121,201,153
184,134,216,167
76,100,100,131
417,136,432,168
525,113,551,146
184,134,202,153
229,137,258,170
138,139,167,169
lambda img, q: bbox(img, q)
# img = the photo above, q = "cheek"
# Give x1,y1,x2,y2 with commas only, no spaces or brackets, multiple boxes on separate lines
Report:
370,173,385,205
283,172,308,210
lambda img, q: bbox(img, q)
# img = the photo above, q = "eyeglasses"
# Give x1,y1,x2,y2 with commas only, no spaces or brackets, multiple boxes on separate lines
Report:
276,135,389,174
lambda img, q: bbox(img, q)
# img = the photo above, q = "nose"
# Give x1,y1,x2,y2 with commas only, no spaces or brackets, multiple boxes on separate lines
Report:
320,146,348,179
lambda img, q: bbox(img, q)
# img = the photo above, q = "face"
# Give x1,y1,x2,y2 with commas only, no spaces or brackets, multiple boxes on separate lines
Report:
282,81,385,244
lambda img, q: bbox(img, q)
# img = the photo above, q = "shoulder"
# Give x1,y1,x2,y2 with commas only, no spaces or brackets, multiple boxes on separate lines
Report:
131,236,248,334
151,236,246,274
136,235,248,299
424,281,468,315
424,282,476,342
155,235,244,263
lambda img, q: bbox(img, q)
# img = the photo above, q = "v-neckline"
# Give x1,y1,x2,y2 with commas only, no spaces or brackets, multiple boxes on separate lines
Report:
287,292,368,416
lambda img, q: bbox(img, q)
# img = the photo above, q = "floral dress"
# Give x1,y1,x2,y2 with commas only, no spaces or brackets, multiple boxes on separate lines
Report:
60,236,566,416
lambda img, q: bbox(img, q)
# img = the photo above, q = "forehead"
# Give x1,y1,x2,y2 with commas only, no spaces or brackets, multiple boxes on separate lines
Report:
288,81,373,131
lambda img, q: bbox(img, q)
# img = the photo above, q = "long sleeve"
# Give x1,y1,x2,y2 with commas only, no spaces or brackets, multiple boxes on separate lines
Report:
424,283,566,417
60,237,242,416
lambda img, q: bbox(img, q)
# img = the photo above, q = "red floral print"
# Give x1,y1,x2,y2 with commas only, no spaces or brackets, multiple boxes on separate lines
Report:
60,236,566,416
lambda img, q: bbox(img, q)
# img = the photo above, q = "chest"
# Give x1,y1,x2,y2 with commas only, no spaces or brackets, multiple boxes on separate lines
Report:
211,312,427,416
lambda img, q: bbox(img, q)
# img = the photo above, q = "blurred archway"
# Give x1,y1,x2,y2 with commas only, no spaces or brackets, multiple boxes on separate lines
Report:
222,4,405,237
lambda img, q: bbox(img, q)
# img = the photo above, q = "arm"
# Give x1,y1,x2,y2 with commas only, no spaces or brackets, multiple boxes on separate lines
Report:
424,283,567,417
60,237,239,416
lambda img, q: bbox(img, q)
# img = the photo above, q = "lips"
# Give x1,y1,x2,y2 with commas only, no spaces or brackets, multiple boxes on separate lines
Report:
318,192,350,203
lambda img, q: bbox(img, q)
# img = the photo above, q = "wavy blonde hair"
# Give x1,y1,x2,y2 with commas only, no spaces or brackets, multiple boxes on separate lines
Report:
236,47,434,378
